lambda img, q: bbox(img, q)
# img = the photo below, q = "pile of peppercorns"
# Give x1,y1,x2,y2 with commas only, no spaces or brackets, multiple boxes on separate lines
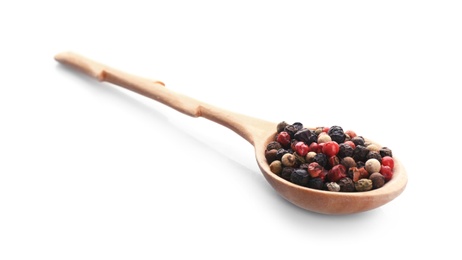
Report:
266,122,394,192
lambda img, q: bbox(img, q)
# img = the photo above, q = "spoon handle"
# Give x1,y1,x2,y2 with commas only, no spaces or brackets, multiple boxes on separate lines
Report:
54,52,275,146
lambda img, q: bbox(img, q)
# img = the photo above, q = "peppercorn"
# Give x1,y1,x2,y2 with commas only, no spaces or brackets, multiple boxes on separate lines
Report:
369,172,385,189
267,141,282,151
358,166,369,179
313,153,328,168
317,133,332,143
352,145,369,162
338,143,354,158
293,122,303,132
347,166,361,182
327,164,347,182
276,131,291,147
327,125,346,143
380,147,393,157
341,156,356,170
281,167,295,181
277,121,289,133
293,152,306,164
365,158,381,174
307,178,324,190
338,177,355,192
307,162,323,178
290,169,310,186
366,144,381,152
326,182,341,192
382,156,394,169
366,151,382,163
314,127,324,135
351,136,365,146
282,153,297,167
355,179,373,191
328,155,340,168
269,160,282,175
305,151,317,163
345,130,357,139
265,149,278,163
276,148,289,161
284,125,297,138
294,128,317,144
294,141,309,156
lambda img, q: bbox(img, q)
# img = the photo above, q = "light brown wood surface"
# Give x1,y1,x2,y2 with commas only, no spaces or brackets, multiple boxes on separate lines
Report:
55,52,408,215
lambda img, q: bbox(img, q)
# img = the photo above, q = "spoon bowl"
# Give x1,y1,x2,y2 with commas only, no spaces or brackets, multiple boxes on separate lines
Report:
55,52,407,215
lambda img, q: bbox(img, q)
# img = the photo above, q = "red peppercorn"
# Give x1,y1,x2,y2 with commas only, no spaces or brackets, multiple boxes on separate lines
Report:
381,156,394,169
380,165,393,181
327,164,347,182
322,141,339,157
294,141,309,156
308,162,323,178
328,155,340,168
276,131,291,147
344,140,356,150
309,142,321,153
345,130,357,139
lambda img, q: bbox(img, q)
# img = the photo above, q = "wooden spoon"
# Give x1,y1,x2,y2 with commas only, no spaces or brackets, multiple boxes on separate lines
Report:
54,52,407,215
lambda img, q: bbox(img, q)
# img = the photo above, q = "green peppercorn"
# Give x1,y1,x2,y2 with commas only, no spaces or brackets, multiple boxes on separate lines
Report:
269,160,282,175
355,179,373,191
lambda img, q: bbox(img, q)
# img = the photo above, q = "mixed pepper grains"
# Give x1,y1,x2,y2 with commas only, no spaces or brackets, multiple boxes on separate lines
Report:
266,122,394,192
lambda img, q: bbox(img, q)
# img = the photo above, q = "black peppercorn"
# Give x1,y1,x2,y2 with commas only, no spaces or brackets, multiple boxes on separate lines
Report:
281,167,295,181
327,125,346,143
265,149,278,164
290,169,310,186
352,145,369,162
380,147,393,158
292,122,303,132
338,143,354,158
338,177,355,192
308,178,324,190
277,121,289,133
366,151,382,163
351,136,365,146
314,153,328,168
276,148,289,161
284,125,297,138
266,141,282,151
294,128,317,144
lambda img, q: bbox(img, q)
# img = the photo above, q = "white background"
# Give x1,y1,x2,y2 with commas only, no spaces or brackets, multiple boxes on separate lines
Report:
1,0,461,259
